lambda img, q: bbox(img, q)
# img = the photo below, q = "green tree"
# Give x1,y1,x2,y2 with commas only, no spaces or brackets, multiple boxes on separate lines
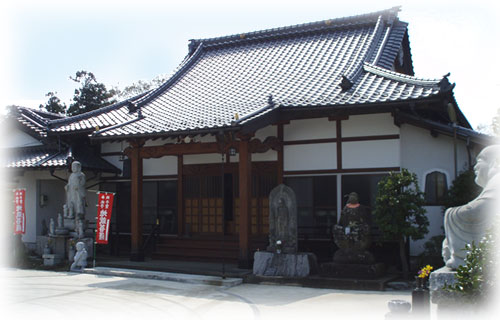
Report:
115,73,168,100
443,168,482,209
66,71,117,116
39,92,67,115
374,169,429,279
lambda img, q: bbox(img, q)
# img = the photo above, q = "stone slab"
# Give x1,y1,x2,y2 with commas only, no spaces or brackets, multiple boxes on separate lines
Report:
320,262,385,279
83,267,242,287
253,251,318,277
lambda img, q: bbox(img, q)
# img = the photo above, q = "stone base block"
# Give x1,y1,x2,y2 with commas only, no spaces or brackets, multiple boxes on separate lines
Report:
320,262,385,279
253,251,318,277
429,266,458,305
43,254,63,266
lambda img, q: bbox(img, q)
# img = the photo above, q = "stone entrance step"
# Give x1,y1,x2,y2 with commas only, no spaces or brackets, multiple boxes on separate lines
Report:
82,267,242,287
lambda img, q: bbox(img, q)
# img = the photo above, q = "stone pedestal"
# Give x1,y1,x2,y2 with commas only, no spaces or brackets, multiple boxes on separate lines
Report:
42,254,63,266
429,267,458,306
253,251,318,277
320,262,385,279
51,235,70,257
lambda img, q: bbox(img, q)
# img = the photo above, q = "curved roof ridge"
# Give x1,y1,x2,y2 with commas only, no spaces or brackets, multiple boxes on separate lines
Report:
48,90,150,128
363,63,440,86
135,42,206,108
189,6,401,49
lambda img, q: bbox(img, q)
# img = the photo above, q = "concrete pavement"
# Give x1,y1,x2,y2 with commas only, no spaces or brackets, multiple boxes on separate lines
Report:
2,268,426,320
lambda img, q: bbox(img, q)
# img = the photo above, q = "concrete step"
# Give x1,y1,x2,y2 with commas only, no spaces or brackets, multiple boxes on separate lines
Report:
82,267,242,287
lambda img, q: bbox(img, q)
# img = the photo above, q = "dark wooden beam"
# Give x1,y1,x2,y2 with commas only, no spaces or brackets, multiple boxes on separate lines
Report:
336,119,342,170
129,140,144,261
238,137,252,268
177,155,184,237
277,124,284,185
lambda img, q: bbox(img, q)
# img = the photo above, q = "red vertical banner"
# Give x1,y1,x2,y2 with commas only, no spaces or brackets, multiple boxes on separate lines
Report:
13,189,26,235
96,192,114,244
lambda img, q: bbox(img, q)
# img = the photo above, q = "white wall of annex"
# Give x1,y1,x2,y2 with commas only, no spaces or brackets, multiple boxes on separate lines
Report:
342,113,399,137
10,170,65,244
284,118,336,141
101,142,124,153
400,124,471,255
2,130,42,148
284,143,337,171
143,156,178,176
342,140,400,169
102,155,123,173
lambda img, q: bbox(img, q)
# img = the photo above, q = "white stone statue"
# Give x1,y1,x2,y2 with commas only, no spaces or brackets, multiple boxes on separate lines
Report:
442,145,500,269
49,218,55,235
70,241,88,271
65,161,86,219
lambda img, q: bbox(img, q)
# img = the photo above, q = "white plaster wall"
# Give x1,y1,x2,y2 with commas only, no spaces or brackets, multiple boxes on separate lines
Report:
284,143,337,171
102,155,123,173
101,142,124,153
143,156,178,176
184,153,222,165
284,118,336,141
342,140,400,169
2,130,42,148
342,113,399,137
255,125,277,140
400,124,470,255
252,150,277,162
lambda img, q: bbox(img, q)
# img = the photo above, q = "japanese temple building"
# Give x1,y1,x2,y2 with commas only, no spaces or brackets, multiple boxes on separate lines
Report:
5,7,493,268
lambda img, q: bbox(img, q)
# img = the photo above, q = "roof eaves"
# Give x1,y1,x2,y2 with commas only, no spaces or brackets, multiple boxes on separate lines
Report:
48,91,150,129
363,63,440,87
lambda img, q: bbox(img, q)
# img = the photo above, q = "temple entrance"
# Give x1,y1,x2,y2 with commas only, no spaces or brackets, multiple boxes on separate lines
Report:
182,162,278,237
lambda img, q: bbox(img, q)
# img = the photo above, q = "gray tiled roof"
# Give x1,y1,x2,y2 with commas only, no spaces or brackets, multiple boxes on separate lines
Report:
7,106,63,139
48,7,455,139
5,145,120,173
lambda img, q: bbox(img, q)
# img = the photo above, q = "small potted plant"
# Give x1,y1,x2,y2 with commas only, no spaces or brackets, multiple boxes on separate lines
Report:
416,264,433,288
412,265,433,316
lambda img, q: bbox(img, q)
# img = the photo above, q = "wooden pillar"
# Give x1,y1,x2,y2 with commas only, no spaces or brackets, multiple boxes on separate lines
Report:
277,124,284,185
238,137,252,268
177,155,184,236
129,140,144,261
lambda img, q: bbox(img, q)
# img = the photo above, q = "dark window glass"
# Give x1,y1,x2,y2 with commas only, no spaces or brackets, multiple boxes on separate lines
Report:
425,171,448,205
285,176,337,238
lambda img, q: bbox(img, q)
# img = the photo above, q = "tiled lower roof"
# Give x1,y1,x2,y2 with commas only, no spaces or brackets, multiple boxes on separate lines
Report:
5,146,120,173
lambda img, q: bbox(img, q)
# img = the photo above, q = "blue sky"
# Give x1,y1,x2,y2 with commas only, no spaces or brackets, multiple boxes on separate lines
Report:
1,0,499,130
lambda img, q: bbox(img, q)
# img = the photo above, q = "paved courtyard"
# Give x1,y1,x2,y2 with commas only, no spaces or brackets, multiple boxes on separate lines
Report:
2,268,417,320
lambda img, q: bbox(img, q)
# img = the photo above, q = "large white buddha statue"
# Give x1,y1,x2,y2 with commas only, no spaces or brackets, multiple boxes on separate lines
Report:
442,145,500,269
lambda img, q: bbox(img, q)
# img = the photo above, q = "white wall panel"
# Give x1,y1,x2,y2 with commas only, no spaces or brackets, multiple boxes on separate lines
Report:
284,143,337,171
252,150,277,162
342,140,400,169
3,130,42,148
284,118,336,141
255,125,277,140
143,156,177,175
342,113,399,137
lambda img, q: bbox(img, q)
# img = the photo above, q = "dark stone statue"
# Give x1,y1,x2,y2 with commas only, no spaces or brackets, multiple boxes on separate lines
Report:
332,192,374,264
267,184,297,254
